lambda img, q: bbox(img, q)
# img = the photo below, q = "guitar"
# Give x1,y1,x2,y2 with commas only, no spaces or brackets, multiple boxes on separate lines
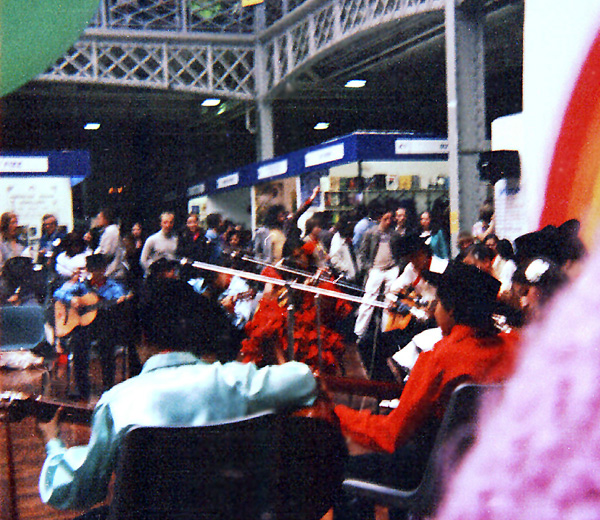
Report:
54,292,133,338
0,391,94,424
383,296,431,332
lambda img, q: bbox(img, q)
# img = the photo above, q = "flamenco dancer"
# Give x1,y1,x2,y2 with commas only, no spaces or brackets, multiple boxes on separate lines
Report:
240,232,353,374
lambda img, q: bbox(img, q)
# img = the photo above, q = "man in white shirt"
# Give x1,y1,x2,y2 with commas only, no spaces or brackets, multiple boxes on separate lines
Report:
140,212,178,274
94,208,125,280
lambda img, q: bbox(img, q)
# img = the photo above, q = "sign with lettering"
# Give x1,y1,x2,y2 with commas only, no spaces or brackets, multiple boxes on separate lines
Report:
394,139,448,155
0,156,48,173
258,159,288,180
187,183,206,197
217,173,239,189
305,143,345,168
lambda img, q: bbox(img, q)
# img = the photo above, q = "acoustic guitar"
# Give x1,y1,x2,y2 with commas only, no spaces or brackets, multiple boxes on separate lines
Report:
383,297,431,332
54,292,133,338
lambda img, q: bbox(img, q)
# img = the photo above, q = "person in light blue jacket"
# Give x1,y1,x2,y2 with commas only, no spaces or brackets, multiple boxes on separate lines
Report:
37,277,317,513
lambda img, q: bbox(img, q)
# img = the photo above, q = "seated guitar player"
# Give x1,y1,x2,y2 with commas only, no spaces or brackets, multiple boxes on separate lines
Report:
332,261,520,520
53,253,129,401
37,278,318,516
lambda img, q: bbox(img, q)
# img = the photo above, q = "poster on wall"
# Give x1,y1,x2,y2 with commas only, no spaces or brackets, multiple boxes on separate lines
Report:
0,176,73,237
300,170,324,206
253,178,296,225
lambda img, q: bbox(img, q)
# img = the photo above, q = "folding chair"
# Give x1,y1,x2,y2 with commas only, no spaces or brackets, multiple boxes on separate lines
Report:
0,304,46,352
342,383,501,519
104,411,348,520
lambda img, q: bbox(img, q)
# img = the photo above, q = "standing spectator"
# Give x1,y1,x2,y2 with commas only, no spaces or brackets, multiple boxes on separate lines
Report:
131,222,145,252
177,212,208,280
353,200,379,251
330,220,360,285
176,212,207,262
472,200,495,243
205,212,224,264
303,216,330,270
261,205,287,264
354,204,400,341
140,212,178,274
94,208,125,280
37,214,65,264
395,206,410,236
428,197,451,259
0,211,24,270
395,199,418,237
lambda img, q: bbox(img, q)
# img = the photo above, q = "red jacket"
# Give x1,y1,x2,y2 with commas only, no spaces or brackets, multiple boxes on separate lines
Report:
335,324,520,453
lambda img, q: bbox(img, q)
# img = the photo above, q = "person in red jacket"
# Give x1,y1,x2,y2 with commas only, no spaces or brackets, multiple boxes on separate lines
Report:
333,260,520,519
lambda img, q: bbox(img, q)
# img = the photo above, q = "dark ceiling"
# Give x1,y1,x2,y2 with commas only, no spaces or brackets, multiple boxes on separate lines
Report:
0,2,523,225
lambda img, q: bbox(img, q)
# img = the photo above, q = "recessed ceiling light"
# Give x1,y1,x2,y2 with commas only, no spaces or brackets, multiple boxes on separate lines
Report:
202,98,221,107
84,122,101,130
345,79,366,88
314,122,330,130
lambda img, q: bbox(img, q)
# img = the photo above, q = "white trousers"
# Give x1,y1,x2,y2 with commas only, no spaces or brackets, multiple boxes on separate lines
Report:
354,266,399,339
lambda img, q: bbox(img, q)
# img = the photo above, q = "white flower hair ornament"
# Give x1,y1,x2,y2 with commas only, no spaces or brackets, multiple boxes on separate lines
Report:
525,258,551,284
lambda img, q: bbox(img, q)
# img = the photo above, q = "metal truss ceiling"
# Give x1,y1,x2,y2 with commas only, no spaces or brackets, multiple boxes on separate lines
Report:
40,0,446,101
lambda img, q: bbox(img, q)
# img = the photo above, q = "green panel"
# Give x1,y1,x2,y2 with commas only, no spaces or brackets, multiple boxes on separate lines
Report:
0,0,100,97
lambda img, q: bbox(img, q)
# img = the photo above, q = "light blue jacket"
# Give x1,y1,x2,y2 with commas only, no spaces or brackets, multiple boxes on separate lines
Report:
39,352,317,510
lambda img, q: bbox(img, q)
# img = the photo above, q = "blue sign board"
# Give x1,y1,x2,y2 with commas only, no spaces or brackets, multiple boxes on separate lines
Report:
194,131,447,197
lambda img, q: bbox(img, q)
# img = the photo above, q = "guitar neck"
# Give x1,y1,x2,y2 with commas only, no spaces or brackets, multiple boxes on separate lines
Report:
2,393,94,424
321,375,403,400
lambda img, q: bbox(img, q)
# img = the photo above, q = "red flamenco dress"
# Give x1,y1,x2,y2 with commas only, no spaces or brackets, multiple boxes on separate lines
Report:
240,266,353,374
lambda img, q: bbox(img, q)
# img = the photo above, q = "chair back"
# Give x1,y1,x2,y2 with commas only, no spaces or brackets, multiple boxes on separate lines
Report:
107,410,348,520
0,304,46,351
342,383,500,517
413,382,499,514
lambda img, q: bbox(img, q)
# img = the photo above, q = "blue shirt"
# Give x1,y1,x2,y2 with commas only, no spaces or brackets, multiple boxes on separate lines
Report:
205,229,223,263
352,218,376,250
53,278,127,304
39,352,317,510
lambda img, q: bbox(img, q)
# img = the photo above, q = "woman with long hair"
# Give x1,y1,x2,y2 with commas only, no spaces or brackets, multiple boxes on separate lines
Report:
0,211,24,270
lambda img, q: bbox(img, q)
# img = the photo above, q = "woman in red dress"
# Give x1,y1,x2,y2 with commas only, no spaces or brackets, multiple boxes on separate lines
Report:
241,233,353,373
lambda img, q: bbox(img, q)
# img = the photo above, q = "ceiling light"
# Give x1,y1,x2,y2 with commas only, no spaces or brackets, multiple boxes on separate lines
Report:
84,122,101,130
202,98,221,107
345,79,366,88
314,122,330,130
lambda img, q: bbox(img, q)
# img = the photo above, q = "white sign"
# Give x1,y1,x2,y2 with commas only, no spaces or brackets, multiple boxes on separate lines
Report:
217,172,239,189
187,183,206,197
305,143,345,168
258,159,288,180
394,139,448,155
0,156,49,173
0,177,73,236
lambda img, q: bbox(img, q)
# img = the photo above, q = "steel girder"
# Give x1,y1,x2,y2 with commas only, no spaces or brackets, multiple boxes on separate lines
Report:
38,0,444,100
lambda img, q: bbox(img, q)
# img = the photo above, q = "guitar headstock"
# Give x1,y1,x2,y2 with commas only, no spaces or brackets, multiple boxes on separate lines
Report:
0,391,34,422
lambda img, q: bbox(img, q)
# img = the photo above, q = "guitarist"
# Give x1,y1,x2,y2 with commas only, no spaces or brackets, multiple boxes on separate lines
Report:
53,253,129,401
374,232,449,380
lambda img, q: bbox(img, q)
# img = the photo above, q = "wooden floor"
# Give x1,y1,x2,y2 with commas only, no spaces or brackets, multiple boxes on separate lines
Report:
0,353,126,520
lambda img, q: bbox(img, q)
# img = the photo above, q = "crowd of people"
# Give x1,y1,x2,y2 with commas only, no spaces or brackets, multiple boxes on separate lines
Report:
0,190,591,519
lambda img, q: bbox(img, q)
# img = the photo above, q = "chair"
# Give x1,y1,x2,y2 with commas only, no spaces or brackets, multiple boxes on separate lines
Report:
0,304,46,352
342,383,501,519
106,410,348,520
